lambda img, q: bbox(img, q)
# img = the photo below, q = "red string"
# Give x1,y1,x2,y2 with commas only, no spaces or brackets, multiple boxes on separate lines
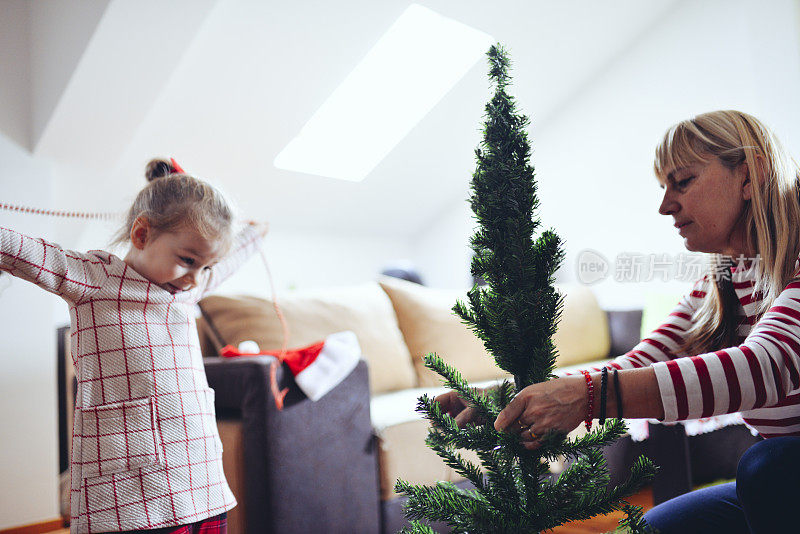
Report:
260,248,290,410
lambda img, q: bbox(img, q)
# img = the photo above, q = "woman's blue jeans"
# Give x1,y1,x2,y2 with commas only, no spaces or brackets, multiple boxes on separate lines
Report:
643,436,800,533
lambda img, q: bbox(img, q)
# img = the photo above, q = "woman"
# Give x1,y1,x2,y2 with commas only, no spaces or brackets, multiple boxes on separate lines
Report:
436,110,800,533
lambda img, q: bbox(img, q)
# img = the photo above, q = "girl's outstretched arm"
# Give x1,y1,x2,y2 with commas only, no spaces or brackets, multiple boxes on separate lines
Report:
0,226,109,303
201,222,266,295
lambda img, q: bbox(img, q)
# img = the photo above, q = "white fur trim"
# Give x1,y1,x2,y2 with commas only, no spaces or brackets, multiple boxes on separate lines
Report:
295,331,361,401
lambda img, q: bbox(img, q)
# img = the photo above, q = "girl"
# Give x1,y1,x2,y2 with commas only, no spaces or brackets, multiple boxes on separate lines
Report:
0,159,267,533
437,110,800,533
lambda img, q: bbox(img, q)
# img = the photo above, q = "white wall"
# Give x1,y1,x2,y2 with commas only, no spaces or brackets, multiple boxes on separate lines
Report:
214,229,412,297
537,0,800,309
414,0,800,308
411,198,474,289
0,133,60,529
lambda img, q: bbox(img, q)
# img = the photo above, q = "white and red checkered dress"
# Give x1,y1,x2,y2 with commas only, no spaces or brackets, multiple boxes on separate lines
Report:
0,225,262,533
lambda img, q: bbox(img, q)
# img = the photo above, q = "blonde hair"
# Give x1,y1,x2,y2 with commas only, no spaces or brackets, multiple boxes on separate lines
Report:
654,110,800,354
112,159,234,251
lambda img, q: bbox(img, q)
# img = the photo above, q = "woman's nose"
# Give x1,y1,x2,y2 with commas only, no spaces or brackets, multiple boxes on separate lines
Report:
658,189,679,216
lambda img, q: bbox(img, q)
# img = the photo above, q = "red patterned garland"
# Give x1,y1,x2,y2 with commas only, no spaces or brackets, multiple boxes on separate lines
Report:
0,202,118,221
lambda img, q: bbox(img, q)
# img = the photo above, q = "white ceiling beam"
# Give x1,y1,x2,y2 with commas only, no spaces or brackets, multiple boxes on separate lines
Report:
28,0,111,150
0,0,31,150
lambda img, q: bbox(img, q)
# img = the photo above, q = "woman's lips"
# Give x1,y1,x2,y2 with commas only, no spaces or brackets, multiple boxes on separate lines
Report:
677,222,692,235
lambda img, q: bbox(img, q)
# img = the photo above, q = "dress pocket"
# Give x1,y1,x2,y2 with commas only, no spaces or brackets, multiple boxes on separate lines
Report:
79,396,162,478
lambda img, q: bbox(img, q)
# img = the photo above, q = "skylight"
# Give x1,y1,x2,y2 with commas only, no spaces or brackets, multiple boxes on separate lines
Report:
274,4,493,182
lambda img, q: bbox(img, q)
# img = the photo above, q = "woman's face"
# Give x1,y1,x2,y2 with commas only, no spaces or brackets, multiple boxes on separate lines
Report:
658,157,751,257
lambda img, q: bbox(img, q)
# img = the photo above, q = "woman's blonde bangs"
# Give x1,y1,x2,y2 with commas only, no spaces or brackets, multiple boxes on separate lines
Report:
653,121,714,182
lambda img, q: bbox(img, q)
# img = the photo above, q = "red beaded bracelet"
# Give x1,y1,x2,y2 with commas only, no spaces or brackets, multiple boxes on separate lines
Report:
580,370,594,431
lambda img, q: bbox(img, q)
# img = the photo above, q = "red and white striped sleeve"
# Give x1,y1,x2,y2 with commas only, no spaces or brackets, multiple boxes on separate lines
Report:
604,277,709,373
201,224,263,295
653,280,800,422
0,226,109,303
558,278,706,378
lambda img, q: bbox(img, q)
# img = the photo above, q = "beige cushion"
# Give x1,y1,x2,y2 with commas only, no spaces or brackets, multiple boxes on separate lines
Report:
378,277,507,387
376,418,477,500
377,277,609,383
552,283,611,367
199,283,417,394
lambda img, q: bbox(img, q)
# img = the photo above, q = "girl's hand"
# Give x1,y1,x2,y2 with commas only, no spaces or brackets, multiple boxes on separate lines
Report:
435,389,487,428
494,376,587,450
247,220,269,237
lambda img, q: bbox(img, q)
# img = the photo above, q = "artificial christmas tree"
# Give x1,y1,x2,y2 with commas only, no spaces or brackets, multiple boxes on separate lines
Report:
395,45,656,534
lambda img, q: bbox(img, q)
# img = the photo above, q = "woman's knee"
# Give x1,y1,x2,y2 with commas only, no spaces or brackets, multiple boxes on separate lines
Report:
737,440,771,495
736,436,800,531
737,437,800,500
644,482,745,534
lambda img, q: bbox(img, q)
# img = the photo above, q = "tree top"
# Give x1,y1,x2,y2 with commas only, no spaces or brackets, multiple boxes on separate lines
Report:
488,44,512,86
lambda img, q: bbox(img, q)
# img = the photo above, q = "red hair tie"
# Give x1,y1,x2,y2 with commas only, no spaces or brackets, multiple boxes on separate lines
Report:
169,157,186,174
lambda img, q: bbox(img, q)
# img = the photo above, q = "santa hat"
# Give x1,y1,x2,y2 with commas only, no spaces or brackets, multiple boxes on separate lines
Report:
220,331,361,401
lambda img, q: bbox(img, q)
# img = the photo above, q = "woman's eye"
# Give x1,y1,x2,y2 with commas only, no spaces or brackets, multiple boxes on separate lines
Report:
180,256,195,266
677,176,694,188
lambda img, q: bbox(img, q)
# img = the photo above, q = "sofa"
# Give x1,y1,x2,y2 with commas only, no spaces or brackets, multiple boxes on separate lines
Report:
191,276,639,533
58,276,759,533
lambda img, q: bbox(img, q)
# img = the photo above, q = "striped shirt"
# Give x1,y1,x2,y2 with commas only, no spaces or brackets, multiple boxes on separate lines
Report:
607,264,800,439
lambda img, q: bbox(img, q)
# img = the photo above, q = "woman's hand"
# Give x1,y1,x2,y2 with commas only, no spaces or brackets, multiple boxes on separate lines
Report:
435,389,487,428
494,376,587,450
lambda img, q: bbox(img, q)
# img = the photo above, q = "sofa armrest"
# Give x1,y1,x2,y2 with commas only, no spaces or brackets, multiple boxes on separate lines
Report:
204,357,380,534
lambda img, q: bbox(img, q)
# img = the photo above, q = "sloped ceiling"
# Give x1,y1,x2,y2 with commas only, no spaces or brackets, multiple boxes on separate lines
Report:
7,0,682,238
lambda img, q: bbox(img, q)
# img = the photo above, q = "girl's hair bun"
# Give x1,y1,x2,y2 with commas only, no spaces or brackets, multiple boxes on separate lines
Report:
145,158,180,182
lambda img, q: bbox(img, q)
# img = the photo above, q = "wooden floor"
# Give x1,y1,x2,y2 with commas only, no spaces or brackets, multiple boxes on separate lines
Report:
552,487,654,533
49,487,653,533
